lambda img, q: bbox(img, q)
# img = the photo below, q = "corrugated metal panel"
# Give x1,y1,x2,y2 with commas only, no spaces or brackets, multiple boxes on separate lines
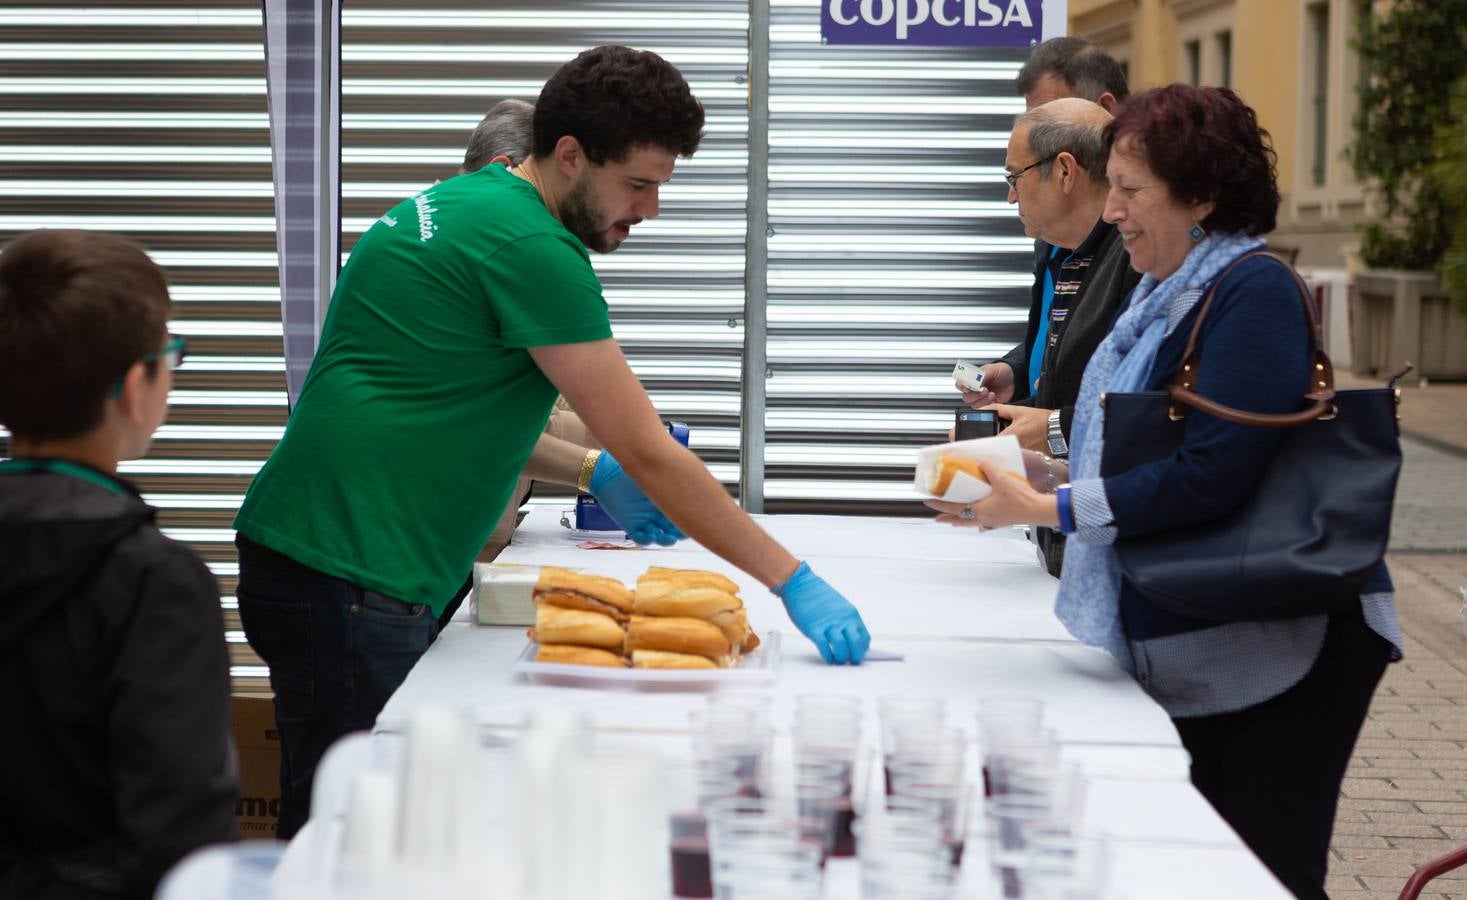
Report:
338,0,752,502
0,2,278,691
763,0,1031,514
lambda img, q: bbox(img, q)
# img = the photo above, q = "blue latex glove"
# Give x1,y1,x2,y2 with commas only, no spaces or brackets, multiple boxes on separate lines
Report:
773,561,870,665
587,451,685,547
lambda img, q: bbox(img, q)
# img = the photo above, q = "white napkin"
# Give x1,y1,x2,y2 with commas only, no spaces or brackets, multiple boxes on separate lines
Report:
913,434,1026,503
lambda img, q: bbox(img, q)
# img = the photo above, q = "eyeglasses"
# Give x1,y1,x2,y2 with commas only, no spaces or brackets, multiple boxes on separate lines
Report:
1003,155,1056,190
112,335,187,397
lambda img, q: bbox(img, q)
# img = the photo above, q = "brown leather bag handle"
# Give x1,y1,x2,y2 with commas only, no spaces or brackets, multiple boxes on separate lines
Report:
1165,250,1337,427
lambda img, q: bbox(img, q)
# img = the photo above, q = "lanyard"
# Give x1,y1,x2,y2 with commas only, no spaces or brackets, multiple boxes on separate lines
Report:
0,458,130,497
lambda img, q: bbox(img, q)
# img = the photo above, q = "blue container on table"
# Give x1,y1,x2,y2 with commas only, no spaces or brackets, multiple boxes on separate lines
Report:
574,421,689,532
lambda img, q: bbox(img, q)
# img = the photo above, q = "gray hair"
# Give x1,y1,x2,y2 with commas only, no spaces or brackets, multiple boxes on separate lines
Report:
460,99,535,174
1015,99,1111,185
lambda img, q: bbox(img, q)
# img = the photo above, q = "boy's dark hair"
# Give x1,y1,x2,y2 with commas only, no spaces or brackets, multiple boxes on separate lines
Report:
532,45,705,165
0,229,171,440
1016,37,1130,104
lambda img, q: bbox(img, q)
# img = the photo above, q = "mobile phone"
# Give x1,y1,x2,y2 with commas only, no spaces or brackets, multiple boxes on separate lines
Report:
952,360,985,393
955,407,1000,441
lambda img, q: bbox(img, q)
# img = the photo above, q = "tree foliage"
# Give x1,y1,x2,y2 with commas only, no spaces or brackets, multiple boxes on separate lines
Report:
1351,0,1467,272
1438,75,1467,312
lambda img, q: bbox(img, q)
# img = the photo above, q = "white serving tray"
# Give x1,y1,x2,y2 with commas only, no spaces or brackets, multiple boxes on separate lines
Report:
511,630,780,691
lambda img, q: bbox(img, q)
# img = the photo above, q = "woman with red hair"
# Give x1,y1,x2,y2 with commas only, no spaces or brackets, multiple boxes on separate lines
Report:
931,85,1401,898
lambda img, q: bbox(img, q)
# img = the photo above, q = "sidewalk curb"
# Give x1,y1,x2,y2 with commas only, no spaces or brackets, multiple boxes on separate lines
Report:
1402,429,1467,462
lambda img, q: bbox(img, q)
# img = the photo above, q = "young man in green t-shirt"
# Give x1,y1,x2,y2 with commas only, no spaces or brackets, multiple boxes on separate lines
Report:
233,45,871,838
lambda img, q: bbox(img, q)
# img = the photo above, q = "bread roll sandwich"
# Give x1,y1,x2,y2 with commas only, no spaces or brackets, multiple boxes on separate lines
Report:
635,566,741,600
625,615,732,665
928,454,989,496
536,645,627,668
633,568,760,655
631,649,718,670
533,566,634,623
530,605,626,651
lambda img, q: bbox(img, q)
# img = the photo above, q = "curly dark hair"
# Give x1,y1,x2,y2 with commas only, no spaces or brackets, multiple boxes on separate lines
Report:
533,45,705,165
1103,84,1280,236
0,229,170,440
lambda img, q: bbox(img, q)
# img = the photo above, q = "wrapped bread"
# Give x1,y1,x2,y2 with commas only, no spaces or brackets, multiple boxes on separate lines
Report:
928,454,989,496
536,645,627,668
530,606,626,651
534,566,634,623
631,649,718,670
625,614,732,664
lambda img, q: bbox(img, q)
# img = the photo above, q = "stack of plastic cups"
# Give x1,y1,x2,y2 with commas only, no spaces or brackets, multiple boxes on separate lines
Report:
976,697,1047,798
1007,762,1106,899
975,698,1106,898
561,746,666,900
877,695,947,795
667,756,744,899
791,694,863,858
790,774,843,867
705,796,815,900
691,702,773,800
853,795,953,899
888,749,972,868
720,844,824,900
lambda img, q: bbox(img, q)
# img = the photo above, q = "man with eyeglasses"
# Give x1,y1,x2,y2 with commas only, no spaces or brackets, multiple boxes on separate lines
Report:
0,229,240,898
955,40,1138,576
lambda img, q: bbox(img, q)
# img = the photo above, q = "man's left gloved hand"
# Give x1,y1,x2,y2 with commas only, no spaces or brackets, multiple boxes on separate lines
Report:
587,451,685,547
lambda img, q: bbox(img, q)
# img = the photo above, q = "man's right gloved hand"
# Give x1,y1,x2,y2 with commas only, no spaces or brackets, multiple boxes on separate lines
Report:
587,451,684,547
773,562,870,665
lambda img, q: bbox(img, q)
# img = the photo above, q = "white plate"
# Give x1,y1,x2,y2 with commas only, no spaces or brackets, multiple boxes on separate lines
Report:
512,631,781,691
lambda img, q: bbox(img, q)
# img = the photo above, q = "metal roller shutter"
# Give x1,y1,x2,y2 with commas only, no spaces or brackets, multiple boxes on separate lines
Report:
338,0,752,511
763,0,1031,514
0,2,279,691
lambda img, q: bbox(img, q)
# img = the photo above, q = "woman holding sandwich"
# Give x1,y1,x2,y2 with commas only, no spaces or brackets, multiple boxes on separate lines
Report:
926,84,1400,900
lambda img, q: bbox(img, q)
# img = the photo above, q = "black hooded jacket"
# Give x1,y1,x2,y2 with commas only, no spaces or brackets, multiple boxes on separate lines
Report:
0,461,238,900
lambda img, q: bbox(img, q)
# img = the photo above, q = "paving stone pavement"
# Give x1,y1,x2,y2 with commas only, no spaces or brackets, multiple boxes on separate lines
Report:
1326,374,1467,899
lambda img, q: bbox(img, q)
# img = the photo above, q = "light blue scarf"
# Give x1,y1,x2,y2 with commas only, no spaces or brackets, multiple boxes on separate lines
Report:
1054,232,1265,672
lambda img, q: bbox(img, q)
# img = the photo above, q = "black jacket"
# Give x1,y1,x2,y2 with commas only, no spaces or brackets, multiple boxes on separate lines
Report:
0,462,238,900
997,226,1142,439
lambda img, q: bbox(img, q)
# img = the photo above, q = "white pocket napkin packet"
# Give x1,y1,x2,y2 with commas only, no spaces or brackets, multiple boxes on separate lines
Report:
913,434,1026,504
472,563,579,626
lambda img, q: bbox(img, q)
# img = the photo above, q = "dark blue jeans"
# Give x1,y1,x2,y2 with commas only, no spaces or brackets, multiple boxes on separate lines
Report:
235,535,438,839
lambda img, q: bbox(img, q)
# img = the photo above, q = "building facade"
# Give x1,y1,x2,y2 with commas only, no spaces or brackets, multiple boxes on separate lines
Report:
1069,0,1376,269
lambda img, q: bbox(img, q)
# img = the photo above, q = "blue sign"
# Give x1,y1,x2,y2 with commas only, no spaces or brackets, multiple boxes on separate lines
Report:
822,0,1044,48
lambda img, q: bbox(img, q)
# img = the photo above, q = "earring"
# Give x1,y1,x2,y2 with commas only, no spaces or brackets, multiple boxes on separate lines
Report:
1188,221,1206,242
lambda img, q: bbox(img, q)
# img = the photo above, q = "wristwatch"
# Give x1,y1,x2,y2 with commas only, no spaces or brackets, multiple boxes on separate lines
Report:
1046,409,1068,458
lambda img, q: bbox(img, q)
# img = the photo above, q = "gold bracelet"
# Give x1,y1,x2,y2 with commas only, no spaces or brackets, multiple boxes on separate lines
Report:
577,449,602,493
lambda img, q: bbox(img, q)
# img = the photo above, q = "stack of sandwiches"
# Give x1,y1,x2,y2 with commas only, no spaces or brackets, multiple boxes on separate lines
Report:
529,566,759,669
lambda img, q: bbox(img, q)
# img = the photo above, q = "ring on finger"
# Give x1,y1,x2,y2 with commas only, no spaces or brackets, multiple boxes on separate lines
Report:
960,507,976,521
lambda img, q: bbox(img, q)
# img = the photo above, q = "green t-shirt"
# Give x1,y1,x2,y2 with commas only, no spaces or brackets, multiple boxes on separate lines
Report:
235,166,612,613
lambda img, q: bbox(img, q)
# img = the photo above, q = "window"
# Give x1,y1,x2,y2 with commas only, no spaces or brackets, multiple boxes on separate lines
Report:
1307,2,1331,187
1184,39,1201,86
1216,30,1233,88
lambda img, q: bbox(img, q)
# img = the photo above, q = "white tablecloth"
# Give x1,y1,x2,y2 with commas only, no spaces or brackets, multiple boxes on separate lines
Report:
369,509,1289,898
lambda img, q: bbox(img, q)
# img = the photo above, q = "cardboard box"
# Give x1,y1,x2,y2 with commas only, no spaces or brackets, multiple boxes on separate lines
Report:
230,694,281,840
